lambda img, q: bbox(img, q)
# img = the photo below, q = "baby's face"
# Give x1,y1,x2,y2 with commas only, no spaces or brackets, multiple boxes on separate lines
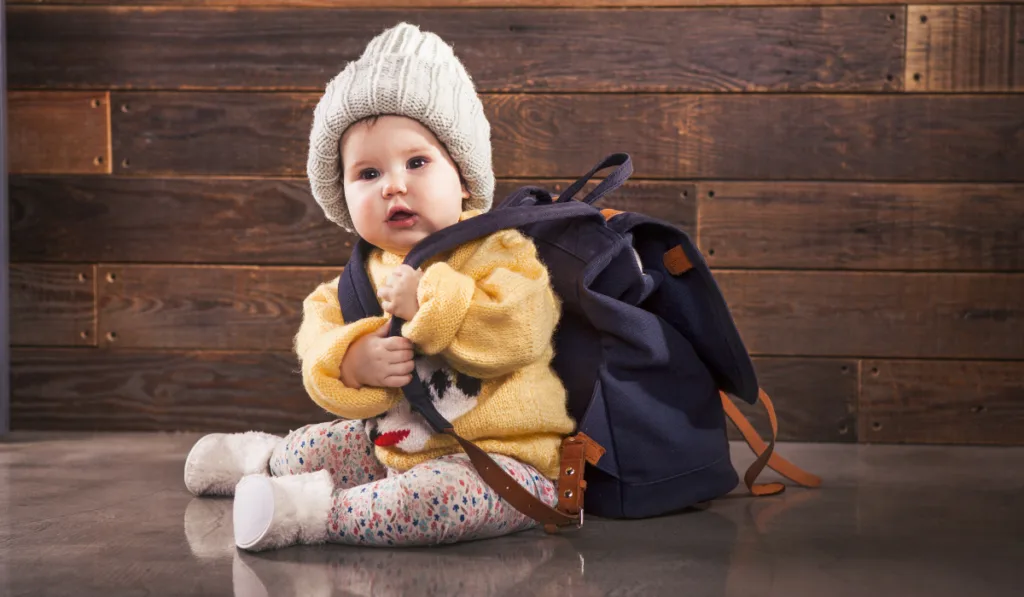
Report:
341,115,469,255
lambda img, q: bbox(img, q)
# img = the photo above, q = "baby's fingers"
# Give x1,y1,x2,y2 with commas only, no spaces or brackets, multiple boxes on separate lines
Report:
384,336,414,351
387,348,415,364
381,374,413,388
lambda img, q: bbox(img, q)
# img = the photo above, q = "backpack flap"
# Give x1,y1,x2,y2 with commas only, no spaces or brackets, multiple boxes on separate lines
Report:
605,213,760,405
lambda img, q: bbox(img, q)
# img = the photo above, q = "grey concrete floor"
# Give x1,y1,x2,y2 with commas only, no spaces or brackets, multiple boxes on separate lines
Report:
1,433,1022,597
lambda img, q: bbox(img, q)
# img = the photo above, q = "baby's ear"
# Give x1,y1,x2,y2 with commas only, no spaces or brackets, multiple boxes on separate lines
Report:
461,182,471,200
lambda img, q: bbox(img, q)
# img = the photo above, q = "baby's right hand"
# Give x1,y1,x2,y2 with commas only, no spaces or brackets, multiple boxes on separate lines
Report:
340,322,415,389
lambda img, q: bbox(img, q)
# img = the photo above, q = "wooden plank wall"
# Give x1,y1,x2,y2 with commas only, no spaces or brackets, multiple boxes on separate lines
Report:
6,0,1023,444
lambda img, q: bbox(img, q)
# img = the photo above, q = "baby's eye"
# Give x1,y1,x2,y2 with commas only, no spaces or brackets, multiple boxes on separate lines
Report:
358,168,380,181
408,157,428,169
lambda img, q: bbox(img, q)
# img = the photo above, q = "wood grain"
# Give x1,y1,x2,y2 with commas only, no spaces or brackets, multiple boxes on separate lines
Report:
110,92,317,176
97,265,338,350
8,91,110,174
9,264,97,347
906,5,1017,92
9,177,692,264
716,271,1024,359
109,92,1024,181
727,357,858,443
860,359,1024,445
1016,6,1024,89
7,6,903,92
697,183,1024,272
8,177,355,265
9,348,331,432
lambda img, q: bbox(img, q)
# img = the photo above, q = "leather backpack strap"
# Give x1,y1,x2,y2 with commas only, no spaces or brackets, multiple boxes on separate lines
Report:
445,429,603,532
720,389,822,496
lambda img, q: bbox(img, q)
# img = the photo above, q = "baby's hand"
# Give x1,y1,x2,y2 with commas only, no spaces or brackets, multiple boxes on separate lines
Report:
340,322,415,388
378,265,423,321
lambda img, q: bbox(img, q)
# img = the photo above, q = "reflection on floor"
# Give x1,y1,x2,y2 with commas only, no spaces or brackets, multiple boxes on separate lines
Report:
1,433,1021,596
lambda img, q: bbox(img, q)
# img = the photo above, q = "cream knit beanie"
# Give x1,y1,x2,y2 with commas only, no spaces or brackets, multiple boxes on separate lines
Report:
307,22,495,233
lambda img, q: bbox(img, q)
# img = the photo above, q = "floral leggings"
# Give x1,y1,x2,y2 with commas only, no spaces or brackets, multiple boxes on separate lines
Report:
268,419,557,547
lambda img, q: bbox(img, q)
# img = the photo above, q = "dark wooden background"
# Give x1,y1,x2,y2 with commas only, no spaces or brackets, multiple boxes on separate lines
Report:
6,0,1023,445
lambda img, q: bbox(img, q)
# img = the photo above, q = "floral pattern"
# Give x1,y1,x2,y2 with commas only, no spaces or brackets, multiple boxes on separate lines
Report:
270,420,557,547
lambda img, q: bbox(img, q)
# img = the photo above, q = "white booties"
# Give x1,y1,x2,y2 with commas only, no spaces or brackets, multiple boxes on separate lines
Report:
184,431,281,496
233,469,334,552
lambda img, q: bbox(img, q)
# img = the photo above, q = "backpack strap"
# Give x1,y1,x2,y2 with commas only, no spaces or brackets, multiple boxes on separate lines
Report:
720,389,823,495
556,153,633,206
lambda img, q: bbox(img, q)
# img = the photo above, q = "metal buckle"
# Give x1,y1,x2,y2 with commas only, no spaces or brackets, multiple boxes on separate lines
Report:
577,509,584,529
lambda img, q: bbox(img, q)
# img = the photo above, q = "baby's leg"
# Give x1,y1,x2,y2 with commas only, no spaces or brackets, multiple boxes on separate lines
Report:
270,419,387,490
327,453,557,547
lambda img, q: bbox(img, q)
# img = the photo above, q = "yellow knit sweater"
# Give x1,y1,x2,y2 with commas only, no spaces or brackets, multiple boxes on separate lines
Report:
294,211,574,479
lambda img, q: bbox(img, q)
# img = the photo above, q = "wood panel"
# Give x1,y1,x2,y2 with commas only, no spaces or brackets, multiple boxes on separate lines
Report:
906,5,1018,92
9,177,692,265
727,357,858,443
716,271,1024,359
109,93,1024,181
860,360,1024,445
110,93,317,176
97,265,338,350
8,177,355,265
9,264,97,347
1016,6,1024,89
8,91,110,174
697,183,1024,272
7,6,903,92
9,348,330,432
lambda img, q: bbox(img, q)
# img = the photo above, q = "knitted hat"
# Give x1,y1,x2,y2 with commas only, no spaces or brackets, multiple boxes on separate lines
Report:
307,22,495,232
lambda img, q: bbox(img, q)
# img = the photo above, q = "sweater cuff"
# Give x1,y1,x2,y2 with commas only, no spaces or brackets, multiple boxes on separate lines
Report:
301,316,397,419
401,262,475,354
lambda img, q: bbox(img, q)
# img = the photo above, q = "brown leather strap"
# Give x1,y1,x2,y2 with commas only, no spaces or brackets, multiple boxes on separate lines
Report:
720,389,822,495
547,433,605,533
446,430,582,529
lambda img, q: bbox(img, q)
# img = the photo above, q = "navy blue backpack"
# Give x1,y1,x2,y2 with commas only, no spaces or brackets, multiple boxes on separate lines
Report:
338,154,819,530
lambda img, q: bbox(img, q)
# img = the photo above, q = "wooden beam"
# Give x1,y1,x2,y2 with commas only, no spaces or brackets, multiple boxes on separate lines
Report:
108,92,1024,181
860,359,1024,445
906,5,1017,92
697,182,1024,271
8,91,111,174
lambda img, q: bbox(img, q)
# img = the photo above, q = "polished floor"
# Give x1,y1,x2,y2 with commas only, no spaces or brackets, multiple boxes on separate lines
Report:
1,433,1021,597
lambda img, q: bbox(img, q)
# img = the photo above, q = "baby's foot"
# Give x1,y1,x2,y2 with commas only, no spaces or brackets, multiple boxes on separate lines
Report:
184,431,280,496
233,470,333,551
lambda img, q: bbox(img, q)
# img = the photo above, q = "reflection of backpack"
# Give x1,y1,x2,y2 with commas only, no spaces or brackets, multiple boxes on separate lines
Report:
338,154,820,530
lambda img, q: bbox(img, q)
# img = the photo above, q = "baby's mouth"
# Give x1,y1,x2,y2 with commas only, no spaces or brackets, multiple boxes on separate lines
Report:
388,210,416,222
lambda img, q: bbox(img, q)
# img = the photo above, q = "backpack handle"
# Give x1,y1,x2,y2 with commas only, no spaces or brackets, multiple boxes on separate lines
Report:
556,153,633,206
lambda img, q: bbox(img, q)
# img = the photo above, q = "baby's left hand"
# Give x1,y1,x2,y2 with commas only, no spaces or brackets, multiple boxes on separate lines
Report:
378,265,423,321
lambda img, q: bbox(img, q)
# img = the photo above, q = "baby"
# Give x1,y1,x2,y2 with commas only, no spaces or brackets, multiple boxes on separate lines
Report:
183,22,574,550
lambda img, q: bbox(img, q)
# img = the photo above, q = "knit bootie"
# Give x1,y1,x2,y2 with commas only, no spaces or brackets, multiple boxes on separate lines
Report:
233,470,333,552
184,431,281,496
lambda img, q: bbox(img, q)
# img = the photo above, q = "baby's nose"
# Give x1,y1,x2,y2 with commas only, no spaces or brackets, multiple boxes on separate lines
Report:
382,177,407,197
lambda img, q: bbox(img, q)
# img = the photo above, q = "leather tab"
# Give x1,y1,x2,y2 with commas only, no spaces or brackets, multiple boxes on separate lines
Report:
554,433,604,520
663,245,693,275
600,208,624,221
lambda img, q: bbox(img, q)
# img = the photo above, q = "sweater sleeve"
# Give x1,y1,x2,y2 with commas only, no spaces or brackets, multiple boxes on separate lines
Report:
294,277,400,420
401,230,560,379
